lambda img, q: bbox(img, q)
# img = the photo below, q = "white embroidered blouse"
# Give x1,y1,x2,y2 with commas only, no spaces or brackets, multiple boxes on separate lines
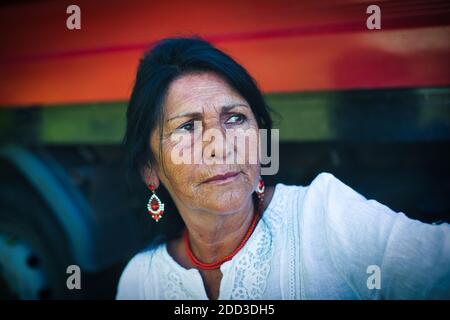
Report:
116,172,450,299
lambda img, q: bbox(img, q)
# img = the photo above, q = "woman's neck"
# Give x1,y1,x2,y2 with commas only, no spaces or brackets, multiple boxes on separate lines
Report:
167,187,275,268
183,196,256,264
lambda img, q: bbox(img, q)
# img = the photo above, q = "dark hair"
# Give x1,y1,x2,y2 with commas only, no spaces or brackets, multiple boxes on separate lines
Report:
123,36,273,243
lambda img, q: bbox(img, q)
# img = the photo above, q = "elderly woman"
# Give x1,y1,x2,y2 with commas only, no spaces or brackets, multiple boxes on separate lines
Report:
116,37,450,300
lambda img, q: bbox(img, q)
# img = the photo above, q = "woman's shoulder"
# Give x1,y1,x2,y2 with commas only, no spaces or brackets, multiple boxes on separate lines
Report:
270,172,345,204
279,172,402,272
283,171,400,219
269,172,351,218
294,171,367,201
115,243,165,299
127,243,164,269
292,171,402,238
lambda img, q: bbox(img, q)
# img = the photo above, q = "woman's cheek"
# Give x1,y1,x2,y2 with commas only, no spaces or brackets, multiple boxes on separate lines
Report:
165,132,199,166
162,142,198,187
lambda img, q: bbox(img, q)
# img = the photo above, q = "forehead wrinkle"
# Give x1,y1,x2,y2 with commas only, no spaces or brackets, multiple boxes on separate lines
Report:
168,94,246,118
165,73,248,120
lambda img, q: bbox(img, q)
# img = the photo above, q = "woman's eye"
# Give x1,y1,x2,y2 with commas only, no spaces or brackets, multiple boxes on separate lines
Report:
225,114,246,125
177,121,194,132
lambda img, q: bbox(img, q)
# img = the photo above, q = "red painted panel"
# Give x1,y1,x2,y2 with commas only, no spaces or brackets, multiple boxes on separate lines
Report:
0,0,449,107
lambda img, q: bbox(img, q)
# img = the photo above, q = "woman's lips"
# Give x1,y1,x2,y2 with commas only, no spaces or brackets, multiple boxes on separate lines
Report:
203,171,240,184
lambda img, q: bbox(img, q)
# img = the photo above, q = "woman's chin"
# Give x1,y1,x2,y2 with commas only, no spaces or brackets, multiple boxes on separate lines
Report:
202,190,250,214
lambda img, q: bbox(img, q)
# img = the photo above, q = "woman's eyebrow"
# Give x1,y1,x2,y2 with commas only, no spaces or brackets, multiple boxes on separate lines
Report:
221,103,249,113
167,111,202,122
167,103,249,122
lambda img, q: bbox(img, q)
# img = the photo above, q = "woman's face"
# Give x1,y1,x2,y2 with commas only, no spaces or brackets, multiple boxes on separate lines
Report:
148,72,260,215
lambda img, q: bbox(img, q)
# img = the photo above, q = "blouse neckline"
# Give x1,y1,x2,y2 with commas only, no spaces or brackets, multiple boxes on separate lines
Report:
158,183,284,299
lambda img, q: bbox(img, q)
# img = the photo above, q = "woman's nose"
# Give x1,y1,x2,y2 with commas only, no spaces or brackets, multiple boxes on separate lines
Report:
202,123,234,163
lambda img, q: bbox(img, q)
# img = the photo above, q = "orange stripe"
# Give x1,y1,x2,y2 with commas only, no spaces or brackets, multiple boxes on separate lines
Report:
0,0,449,107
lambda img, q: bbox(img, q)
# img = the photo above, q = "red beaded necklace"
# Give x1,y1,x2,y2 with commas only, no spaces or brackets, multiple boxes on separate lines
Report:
184,201,262,270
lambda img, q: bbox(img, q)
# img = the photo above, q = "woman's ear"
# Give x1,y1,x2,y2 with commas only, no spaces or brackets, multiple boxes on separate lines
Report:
141,163,160,188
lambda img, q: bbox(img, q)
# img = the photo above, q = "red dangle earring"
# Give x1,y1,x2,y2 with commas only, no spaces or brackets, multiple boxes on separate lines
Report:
256,177,265,202
147,184,165,222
